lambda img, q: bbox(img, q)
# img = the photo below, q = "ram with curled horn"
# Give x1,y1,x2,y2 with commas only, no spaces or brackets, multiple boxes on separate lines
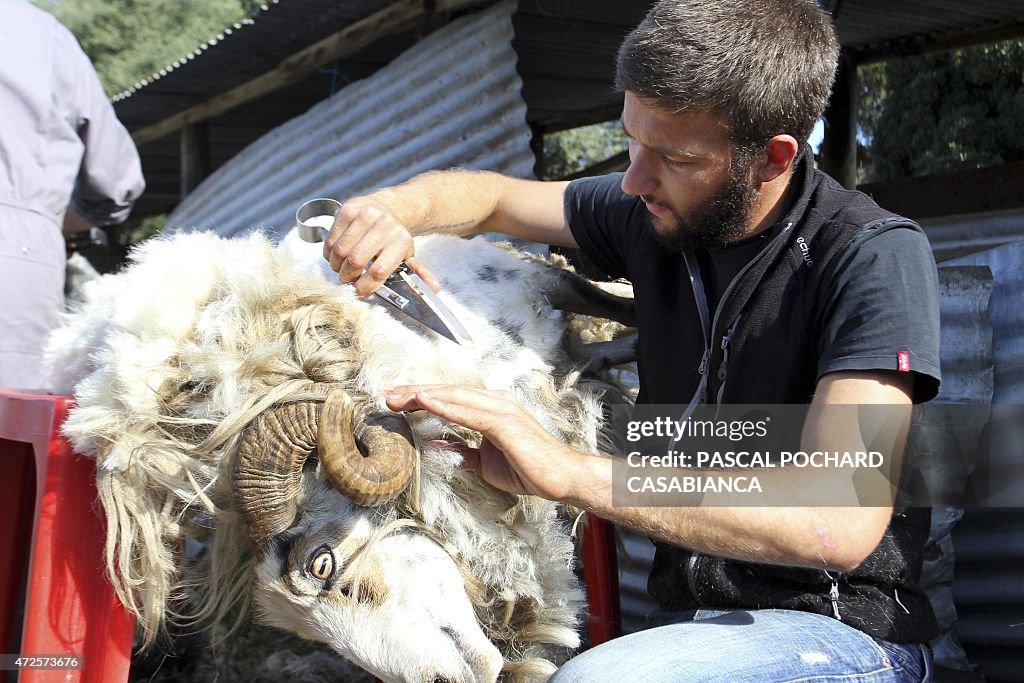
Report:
44,227,636,682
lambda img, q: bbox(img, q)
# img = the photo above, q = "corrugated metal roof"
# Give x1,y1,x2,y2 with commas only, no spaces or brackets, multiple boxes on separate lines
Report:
835,0,1024,58
113,0,1024,121
110,0,1024,221
112,0,398,118
110,13,258,104
166,0,532,237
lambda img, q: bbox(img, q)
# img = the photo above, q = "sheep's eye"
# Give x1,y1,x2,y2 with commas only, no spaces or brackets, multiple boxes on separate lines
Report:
309,547,335,580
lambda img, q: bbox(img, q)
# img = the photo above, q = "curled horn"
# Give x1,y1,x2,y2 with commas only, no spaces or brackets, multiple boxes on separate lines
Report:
233,399,320,547
318,388,417,508
232,388,416,547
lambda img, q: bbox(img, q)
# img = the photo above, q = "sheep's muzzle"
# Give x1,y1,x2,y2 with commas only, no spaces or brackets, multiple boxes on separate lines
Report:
232,387,416,546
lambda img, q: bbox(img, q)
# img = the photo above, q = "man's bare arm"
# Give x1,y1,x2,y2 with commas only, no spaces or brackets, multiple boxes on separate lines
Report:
323,170,575,296
385,370,912,573
569,371,911,572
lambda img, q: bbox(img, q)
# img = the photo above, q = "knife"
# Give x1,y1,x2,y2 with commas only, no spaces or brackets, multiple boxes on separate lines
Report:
295,198,473,346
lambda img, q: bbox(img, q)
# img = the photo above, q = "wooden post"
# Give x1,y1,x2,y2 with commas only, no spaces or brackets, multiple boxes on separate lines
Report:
530,122,546,179
820,50,858,189
180,121,210,199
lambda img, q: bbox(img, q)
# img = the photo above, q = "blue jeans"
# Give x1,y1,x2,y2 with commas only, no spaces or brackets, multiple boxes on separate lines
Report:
551,609,931,683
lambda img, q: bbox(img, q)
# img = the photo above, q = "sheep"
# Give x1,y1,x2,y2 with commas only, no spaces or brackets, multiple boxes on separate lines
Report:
44,227,635,683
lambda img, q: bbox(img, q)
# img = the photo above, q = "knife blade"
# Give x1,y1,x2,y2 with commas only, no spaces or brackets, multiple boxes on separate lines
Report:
377,264,473,346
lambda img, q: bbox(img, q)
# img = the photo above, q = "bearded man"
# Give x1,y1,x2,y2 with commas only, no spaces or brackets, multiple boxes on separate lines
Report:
320,1,940,679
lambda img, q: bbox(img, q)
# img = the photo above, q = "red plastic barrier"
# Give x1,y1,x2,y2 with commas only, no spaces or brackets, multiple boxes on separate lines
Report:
0,391,133,683
580,515,621,646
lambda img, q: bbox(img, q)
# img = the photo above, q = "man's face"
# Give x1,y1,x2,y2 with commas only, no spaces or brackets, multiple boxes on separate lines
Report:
620,93,760,251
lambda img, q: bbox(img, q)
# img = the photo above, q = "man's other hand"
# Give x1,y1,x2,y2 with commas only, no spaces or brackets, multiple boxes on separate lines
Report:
384,384,581,501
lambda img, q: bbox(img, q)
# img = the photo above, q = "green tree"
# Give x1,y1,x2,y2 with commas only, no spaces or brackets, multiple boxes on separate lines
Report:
543,120,627,180
33,0,254,96
858,39,1024,182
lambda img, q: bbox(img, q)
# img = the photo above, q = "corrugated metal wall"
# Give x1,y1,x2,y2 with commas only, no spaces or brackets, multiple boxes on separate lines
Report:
949,243,1024,405
167,0,532,237
944,241,1024,683
919,265,993,675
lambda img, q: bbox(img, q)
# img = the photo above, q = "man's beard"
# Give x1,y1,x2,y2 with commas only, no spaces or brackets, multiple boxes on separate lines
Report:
645,157,759,252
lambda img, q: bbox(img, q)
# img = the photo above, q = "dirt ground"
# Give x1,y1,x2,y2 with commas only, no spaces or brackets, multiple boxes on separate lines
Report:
127,619,374,683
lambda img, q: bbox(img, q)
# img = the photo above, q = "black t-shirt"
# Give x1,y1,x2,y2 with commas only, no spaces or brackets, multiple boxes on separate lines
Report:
698,225,782,314
564,167,943,644
563,171,941,403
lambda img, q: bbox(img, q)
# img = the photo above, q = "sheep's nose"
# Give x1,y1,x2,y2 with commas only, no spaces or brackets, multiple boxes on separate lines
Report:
423,675,457,683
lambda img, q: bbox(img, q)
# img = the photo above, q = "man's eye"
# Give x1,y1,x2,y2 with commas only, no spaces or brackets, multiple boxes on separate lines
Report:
663,156,688,168
309,547,335,580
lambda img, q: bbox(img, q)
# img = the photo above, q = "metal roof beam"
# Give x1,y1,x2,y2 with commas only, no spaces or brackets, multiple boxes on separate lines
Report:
853,19,1024,63
860,160,1024,220
131,0,485,147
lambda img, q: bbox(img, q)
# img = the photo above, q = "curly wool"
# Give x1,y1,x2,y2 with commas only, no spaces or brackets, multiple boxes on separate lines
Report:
45,231,601,678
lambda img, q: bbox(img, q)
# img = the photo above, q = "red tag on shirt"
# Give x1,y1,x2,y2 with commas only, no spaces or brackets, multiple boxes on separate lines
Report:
897,350,911,373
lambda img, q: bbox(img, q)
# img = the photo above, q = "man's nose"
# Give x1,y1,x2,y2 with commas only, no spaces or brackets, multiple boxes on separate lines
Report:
620,144,656,197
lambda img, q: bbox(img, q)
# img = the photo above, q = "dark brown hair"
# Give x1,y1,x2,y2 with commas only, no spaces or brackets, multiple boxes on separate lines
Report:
616,0,840,149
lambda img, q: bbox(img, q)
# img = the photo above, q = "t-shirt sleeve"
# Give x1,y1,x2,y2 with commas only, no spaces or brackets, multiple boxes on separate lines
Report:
563,173,645,280
817,226,941,403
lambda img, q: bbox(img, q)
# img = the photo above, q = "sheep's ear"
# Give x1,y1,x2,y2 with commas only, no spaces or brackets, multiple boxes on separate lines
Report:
542,268,637,327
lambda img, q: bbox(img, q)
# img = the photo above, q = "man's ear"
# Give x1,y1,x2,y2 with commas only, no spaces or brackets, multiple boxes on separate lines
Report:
755,135,800,183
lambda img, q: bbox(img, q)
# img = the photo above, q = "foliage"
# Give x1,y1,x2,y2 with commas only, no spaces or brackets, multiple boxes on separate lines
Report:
121,213,166,245
857,39,1024,182
32,0,254,96
543,120,627,179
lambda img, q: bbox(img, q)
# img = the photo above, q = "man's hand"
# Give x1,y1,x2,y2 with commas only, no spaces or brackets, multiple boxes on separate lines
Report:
384,385,582,501
319,171,575,297
62,206,94,238
324,194,440,297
